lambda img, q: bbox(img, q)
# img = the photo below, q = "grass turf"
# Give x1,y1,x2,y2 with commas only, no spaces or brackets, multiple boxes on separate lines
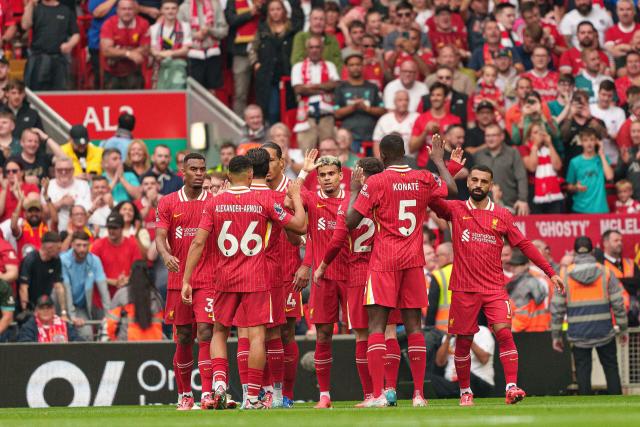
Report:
1,396,640,427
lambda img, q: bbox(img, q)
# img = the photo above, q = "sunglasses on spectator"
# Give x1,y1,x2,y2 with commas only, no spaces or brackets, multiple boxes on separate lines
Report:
56,168,74,173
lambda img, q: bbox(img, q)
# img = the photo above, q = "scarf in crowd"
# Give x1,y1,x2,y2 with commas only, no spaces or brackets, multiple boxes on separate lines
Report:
191,0,217,52
234,0,259,44
157,19,185,51
498,22,520,48
293,58,332,133
36,314,69,343
531,144,564,204
18,222,48,259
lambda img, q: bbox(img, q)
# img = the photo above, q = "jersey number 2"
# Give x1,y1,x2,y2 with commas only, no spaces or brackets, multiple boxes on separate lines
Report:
218,221,263,257
398,199,417,236
353,218,375,253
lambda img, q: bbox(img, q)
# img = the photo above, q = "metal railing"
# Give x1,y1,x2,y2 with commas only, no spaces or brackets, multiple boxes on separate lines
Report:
621,327,640,394
25,88,71,143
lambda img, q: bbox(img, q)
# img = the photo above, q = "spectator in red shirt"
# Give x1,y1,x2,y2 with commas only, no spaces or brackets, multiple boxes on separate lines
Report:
0,160,40,222
409,82,461,168
428,6,469,59
0,1,16,54
604,0,640,71
388,27,435,81
0,234,19,285
100,0,151,89
559,21,610,77
91,212,143,297
519,2,567,65
11,197,49,260
522,45,559,103
614,179,640,214
426,0,466,37
615,51,640,107
133,174,161,242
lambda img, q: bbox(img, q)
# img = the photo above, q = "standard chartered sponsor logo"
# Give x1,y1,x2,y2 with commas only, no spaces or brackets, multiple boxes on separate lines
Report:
318,217,326,231
461,229,497,245
461,229,470,242
175,226,183,239
175,226,197,239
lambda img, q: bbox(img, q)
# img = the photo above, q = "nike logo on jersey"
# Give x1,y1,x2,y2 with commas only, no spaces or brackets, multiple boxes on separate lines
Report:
173,213,183,218
462,216,472,220
316,203,326,208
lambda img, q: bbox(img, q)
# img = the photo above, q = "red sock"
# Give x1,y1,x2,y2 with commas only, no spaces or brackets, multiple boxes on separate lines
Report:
262,356,272,387
237,337,250,385
267,338,285,385
367,332,386,397
407,333,426,395
496,328,519,385
384,338,401,389
314,341,333,393
176,342,193,393
247,368,263,399
283,341,299,399
173,352,183,394
454,336,473,389
212,357,228,384
355,340,373,397
198,341,212,394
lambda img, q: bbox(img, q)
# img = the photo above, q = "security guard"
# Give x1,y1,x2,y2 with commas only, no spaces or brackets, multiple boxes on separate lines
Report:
507,248,551,332
551,237,627,395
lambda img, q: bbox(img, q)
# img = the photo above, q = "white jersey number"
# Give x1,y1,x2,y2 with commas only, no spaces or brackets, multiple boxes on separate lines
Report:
218,221,263,257
398,199,417,236
353,218,375,253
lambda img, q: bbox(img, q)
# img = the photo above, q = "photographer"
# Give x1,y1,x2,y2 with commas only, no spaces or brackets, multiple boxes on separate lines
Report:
510,92,563,158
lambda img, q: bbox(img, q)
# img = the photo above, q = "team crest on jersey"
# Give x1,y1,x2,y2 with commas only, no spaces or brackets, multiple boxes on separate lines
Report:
431,173,442,187
492,218,499,229
274,202,286,221
168,310,174,320
449,318,454,326
360,184,369,198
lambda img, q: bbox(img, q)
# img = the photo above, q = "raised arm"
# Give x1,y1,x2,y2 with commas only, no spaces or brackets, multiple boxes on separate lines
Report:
430,134,457,197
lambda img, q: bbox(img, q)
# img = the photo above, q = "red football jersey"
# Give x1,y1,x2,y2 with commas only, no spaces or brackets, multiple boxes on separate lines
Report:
429,198,556,294
411,111,461,168
272,176,302,284
134,198,158,241
605,23,640,46
333,200,375,287
302,189,349,281
198,186,292,292
156,187,215,290
559,47,609,76
353,165,447,271
428,30,468,57
251,183,285,288
522,70,559,103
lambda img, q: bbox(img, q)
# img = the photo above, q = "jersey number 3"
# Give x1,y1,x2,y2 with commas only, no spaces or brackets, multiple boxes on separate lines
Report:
398,199,417,236
218,221,263,257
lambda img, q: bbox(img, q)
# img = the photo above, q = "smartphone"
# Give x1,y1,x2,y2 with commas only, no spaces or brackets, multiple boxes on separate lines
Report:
401,31,409,39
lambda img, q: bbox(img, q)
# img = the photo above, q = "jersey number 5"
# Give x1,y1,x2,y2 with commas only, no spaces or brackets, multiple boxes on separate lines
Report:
398,199,417,236
218,220,263,257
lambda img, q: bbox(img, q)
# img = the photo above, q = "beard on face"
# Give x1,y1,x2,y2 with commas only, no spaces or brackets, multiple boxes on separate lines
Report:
577,4,592,15
469,187,489,202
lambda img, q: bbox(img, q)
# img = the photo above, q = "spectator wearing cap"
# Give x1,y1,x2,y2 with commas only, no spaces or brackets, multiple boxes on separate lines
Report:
373,90,419,159
17,294,83,342
551,236,626,396
507,247,552,333
61,231,110,340
100,0,151,90
4,80,43,141
21,0,80,90
45,156,92,232
91,213,143,297
11,195,49,260
574,48,614,105
142,145,182,195
420,65,470,126
469,20,523,75
409,82,461,168
473,123,530,216
18,232,66,315
383,60,427,113
465,101,496,155
61,125,105,179
558,21,610,77
427,6,469,59
291,35,339,153
100,112,136,159
494,48,519,109
102,148,141,203
334,50,386,153
0,160,40,222
566,128,613,214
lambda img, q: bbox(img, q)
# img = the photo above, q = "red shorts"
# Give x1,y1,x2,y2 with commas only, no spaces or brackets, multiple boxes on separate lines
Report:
267,286,287,328
218,290,272,328
347,286,402,330
448,291,512,335
309,279,347,324
284,282,303,320
164,288,215,325
365,267,428,309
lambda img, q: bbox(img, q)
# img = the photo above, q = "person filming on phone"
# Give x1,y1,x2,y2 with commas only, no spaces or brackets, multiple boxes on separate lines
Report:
560,90,607,168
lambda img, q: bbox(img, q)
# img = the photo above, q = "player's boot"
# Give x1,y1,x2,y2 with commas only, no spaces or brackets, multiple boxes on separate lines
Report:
354,394,374,408
505,385,526,405
459,392,474,407
384,388,397,407
200,392,215,410
412,391,428,407
243,399,268,410
363,394,388,408
212,384,227,410
314,395,332,409
282,396,294,408
176,395,195,411
272,391,284,408
261,391,274,408
226,395,238,409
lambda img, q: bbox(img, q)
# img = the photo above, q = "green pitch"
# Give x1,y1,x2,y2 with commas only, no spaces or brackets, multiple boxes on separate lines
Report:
2,396,640,427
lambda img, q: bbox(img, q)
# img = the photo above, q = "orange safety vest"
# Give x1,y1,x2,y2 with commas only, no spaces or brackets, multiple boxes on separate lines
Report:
105,303,163,341
511,268,552,332
603,258,633,312
433,264,452,332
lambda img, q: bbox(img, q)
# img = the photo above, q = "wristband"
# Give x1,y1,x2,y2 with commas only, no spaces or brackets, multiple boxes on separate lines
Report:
61,310,68,315
298,170,309,180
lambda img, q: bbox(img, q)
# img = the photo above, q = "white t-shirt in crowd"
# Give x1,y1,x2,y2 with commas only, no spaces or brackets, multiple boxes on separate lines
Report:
559,6,613,48
149,21,192,52
46,179,92,232
383,79,428,113
290,60,340,113
89,205,112,236
443,325,495,386
590,104,626,138
372,111,419,156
